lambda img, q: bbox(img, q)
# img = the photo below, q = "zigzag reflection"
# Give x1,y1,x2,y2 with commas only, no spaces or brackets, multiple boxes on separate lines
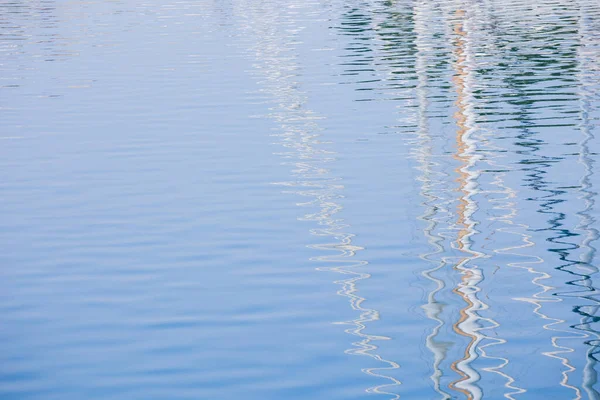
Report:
381,1,523,397
573,2,600,397
447,2,532,397
237,0,600,397
492,1,594,396
237,1,402,398
447,9,486,399
412,2,454,398
455,1,591,398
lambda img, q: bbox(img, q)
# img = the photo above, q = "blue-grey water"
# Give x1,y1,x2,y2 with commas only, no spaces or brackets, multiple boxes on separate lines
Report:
1,0,600,399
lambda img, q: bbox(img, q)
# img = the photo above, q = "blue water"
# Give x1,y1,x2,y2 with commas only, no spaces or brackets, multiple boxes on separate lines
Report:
1,0,600,399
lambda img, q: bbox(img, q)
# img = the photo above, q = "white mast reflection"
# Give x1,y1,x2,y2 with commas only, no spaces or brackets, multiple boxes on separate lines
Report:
575,1,600,397
412,2,455,398
236,1,402,398
413,2,521,398
445,7,487,399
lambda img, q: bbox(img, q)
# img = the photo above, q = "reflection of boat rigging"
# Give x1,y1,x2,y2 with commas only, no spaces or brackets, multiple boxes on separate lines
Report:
573,2,600,397
447,9,485,399
239,2,402,398
411,2,523,398
493,2,590,396
239,0,600,397
412,2,454,398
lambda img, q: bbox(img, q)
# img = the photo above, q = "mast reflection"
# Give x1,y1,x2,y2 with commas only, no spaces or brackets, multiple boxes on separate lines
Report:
447,8,485,399
573,1,600,397
240,2,402,397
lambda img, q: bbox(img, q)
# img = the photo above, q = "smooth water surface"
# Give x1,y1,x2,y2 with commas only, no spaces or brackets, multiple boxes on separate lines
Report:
1,0,600,399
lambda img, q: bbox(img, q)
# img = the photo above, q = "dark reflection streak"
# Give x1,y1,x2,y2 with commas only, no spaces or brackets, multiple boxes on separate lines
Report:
335,2,376,87
529,8,600,396
500,5,585,395
0,1,58,61
473,15,555,393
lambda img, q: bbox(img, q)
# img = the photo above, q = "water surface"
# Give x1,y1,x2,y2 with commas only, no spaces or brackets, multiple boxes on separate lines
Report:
1,0,600,399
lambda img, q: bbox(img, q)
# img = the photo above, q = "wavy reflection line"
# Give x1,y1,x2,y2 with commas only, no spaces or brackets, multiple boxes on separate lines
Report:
478,125,553,394
575,95,600,399
447,8,486,400
472,70,543,399
508,5,590,395
492,4,586,396
453,1,532,397
474,154,527,399
489,179,579,397
411,2,456,398
458,43,527,400
548,2,600,396
237,2,402,398
574,3,600,397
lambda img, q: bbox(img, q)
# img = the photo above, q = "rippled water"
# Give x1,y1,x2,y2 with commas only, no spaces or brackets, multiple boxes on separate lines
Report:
1,0,600,399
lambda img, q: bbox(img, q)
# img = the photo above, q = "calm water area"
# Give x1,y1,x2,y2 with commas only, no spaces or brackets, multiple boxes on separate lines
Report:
2,0,600,399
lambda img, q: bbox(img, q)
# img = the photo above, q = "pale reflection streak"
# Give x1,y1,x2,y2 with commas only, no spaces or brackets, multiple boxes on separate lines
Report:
574,3,600,397
413,3,520,398
412,2,453,398
447,8,486,399
237,2,401,398
455,2,528,397
473,70,542,400
576,91,600,399
474,147,528,400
